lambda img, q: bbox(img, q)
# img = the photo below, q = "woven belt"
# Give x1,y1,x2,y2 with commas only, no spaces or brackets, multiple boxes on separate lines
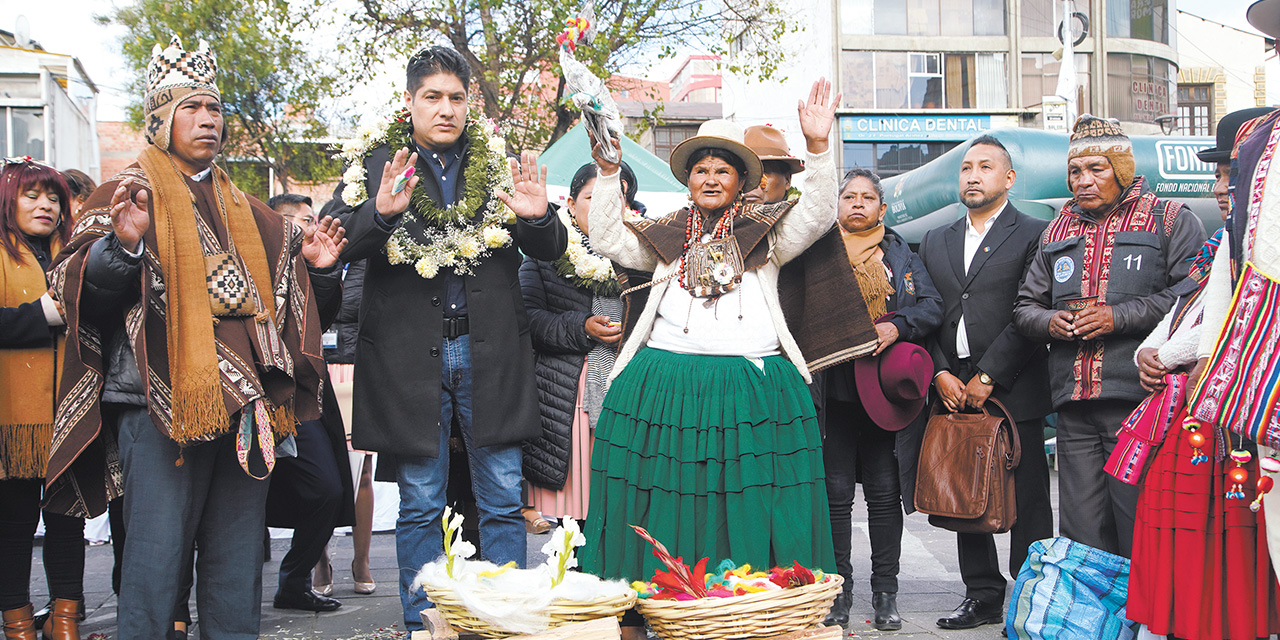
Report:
443,316,470,339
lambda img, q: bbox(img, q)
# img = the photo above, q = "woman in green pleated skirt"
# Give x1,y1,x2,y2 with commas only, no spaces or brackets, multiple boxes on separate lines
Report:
579,79,844,598
582,348,836,581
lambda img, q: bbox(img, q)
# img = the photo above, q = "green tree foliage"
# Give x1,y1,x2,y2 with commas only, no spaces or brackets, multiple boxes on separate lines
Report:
348,0,799,151
99,0,342,196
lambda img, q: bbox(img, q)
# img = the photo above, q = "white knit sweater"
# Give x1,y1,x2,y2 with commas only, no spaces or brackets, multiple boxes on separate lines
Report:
587,148,837,382
1135,298,1203,370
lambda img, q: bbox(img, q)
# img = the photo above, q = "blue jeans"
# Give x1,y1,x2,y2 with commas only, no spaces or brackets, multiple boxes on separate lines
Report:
395,336,526,628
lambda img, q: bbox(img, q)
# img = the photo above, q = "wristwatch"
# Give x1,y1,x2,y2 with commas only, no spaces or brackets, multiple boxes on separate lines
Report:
978,371,994,386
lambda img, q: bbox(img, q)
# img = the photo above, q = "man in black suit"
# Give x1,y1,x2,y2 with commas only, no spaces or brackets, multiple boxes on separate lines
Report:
330,47,567,631
918,135,1053,630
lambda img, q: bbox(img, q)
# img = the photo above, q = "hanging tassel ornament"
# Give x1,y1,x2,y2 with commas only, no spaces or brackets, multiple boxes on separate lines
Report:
1227,448,1252,500
1252,455,1280,512
1183,421,1209,465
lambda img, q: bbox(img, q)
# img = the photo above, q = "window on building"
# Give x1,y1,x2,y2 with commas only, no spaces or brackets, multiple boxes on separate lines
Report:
873,0,908,34
974,52,1008,108
946,54,976,109
910,53,943,108
841,0,874,35
842,141,959,178
728,29,754,58
1021,52,1092,114
8,108,44,161
940,0,973,36
1022,0,1090,39
1108,0,1169,44
842,0,1003,36
908,0,941,36
841,51,876,109
1177,85,1213,136
653,125,700,162
1108,53,1174,123
973,0,1006,35
877,52,910,110
842,51,1007,110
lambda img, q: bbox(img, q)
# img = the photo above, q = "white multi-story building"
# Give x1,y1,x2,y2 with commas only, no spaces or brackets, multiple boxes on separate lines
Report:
1173,9,1272,136
0,27,100,177
724,1,1268,178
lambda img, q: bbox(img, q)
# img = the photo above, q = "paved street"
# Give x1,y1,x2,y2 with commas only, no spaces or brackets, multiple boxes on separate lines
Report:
34,470,1057,639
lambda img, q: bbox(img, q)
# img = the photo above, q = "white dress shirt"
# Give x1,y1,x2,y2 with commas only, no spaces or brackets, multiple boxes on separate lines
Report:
956,201,1009,359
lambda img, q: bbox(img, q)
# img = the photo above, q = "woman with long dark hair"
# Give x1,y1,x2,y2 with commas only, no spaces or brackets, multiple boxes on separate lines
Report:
0,158,81,640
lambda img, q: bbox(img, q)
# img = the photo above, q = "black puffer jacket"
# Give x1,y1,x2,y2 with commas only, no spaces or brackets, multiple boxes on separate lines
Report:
519,256,594,489
323,259,365,364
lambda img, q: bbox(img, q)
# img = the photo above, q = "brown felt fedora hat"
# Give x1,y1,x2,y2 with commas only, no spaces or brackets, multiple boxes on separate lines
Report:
744,125,804,174
669,119,763,192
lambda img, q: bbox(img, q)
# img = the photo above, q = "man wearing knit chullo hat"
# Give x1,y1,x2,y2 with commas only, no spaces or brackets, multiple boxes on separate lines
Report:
1013,115,1205,558
42,36,347,639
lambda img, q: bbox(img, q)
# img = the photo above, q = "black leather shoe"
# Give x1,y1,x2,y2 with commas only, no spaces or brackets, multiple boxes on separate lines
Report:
936,597,1003,629
823,585,852,627
872,592,901,631
273,589,342,612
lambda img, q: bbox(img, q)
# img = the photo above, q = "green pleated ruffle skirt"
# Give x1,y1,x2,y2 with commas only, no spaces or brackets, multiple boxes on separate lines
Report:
581,347,836,583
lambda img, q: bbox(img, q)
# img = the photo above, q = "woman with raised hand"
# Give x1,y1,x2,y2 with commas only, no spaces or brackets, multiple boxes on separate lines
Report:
580,81,841,634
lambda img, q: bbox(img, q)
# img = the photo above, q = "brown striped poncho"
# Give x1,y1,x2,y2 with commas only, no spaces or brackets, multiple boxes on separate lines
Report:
42,159,328,518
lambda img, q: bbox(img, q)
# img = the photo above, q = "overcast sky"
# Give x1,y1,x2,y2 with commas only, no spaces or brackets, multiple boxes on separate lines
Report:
4,0,1266,123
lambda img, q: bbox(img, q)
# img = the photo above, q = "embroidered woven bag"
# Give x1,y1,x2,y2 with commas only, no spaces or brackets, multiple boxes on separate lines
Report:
205,251,258,317
1105,373,1186,484
1188,262,1280,448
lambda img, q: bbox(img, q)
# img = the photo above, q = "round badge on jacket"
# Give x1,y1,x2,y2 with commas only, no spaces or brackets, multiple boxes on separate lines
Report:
1054,256,1075,283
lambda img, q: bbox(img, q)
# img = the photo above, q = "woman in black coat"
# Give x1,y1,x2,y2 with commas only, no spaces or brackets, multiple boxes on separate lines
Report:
818,168,943,629
519,163,637,522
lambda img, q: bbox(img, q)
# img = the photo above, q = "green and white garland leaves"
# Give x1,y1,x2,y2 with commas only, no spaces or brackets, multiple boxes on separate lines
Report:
340,108,515,279
552,209,622,297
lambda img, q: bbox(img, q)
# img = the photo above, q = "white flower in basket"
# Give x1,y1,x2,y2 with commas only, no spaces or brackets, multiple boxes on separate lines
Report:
541,517,587,586
414,513,635,635
441,505,474,578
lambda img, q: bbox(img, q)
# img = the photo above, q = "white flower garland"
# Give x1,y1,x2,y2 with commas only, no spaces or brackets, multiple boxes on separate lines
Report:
561,210,616,283
339,109,516,278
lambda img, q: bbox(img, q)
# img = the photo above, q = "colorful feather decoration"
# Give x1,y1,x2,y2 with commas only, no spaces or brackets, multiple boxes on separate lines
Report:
629,524,709,598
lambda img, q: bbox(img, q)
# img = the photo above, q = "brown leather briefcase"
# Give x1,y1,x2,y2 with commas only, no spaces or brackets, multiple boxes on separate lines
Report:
914,398,1021,534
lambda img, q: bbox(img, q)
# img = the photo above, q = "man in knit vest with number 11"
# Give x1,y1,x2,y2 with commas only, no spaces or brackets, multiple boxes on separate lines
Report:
1013,115,1205,558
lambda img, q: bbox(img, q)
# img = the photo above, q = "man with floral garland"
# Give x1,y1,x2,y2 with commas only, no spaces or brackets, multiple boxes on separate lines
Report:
330,45,566,631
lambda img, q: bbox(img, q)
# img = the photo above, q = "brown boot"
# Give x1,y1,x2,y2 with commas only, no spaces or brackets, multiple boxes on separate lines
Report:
39,600,79,640
1,604,36,640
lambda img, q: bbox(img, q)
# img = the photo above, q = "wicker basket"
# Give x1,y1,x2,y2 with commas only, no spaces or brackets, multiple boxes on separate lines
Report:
423,584,637,638
636,574,844,640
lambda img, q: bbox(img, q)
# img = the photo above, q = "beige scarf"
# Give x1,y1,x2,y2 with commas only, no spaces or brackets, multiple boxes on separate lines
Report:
841,223,892,319
138,146,276,442
0,236,64,479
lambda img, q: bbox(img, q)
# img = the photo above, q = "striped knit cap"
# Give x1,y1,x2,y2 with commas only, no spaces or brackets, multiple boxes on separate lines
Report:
144,36,220,151
1067,114,1134,189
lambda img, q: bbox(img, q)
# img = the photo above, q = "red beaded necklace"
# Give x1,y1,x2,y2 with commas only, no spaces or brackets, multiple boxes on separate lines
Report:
679,199,741,292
